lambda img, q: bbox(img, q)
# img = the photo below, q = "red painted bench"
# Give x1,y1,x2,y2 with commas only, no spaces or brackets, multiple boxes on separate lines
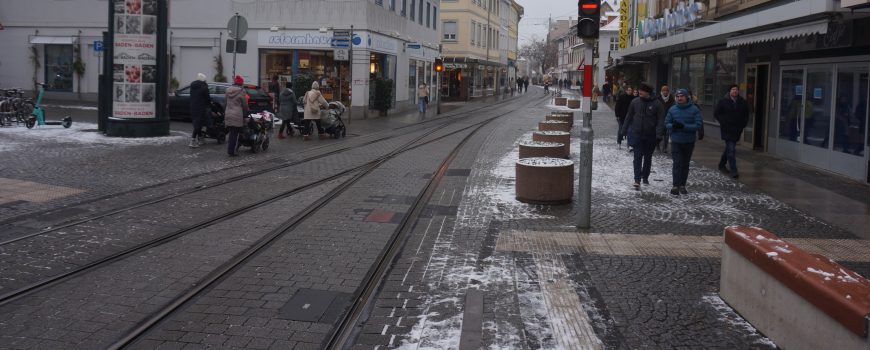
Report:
721,226,870,349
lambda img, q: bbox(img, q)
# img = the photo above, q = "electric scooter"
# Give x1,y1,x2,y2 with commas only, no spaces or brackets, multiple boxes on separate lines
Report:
25,83,72,129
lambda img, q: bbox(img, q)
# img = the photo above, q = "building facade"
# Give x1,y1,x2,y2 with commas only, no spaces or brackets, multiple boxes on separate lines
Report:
439,0,522,101
615,0,870,183
0,0,441,116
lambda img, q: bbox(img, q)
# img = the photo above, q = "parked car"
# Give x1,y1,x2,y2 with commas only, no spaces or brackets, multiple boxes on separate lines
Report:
168,82,272,120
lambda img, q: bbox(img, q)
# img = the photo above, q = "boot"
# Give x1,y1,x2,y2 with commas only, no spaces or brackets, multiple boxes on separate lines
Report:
197,136,204,145
303,135,310,141
188,138,199,148
278,133,285,139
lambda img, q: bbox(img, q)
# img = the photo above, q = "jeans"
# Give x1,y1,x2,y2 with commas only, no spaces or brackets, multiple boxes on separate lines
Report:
632,138,657,182
226,126,240,155
418,97,427,113
719,140,738,175
671,142,695,187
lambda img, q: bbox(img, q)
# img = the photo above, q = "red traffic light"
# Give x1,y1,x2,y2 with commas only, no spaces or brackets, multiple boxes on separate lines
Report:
580,4,598,9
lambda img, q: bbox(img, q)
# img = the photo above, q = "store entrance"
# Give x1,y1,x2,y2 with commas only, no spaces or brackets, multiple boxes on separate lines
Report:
745,63,769,150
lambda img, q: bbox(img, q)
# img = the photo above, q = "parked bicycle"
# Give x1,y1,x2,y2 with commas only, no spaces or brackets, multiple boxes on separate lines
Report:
0,88,34,127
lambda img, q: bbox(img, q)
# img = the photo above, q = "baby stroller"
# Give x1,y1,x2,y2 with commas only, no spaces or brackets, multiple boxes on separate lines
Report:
322,101,347,139
236,111,275,153
202,101,227,144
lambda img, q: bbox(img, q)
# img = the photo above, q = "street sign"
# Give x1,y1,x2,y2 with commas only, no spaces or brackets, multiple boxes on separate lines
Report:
226,39,247,54
406,42,422,50
333,30,350,39
227,15,248,39
332,39,350,48
334,48,349,61
94,40,104,52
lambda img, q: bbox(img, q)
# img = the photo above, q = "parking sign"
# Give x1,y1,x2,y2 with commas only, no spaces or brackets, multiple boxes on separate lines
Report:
94,40,104,52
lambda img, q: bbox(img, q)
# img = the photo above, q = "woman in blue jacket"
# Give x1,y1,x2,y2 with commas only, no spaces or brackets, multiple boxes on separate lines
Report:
665,89,703,196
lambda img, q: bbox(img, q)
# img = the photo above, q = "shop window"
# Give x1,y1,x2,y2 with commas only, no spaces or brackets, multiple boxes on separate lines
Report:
688,54,704,104
409,60,417,104
45,45,73,92
443,21,457,41
714,50,737,102
804,68,832,149
671,56,682,89
834,67,867,156
779,68,805,142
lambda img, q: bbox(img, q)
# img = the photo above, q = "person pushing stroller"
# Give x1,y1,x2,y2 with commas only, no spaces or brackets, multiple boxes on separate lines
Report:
277,81,297,139
302,81,329,141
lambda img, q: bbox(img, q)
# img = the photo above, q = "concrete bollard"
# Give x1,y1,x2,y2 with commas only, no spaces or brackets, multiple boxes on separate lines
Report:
567,99,580,109
532,131,571,156
515,157,574,204
554,97,567,106
519,140,566,159
538,120,571,132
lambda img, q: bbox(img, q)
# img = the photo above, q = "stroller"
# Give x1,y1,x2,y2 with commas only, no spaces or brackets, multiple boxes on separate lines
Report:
236,111,275,153
202,101,227,144
321,101,347,139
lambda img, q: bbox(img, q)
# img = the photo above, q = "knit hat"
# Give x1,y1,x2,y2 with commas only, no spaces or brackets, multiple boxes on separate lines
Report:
675,88,689,97
196,73,207,82
311,81,320,90
233,75,244,85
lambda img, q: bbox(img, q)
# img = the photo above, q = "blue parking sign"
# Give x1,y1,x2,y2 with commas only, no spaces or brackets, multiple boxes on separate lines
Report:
94,40,103,52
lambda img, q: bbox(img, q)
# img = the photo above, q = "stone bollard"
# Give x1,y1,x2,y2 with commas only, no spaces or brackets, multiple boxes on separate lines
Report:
545,114,573,127
532,131,571,156
554,97,567,106
538,120,571,132
567,99,580,109
515,157,574,204
519,140,566,159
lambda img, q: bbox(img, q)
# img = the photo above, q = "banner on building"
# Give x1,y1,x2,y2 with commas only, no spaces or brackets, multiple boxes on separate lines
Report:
112,0,159,119
618,0,629,49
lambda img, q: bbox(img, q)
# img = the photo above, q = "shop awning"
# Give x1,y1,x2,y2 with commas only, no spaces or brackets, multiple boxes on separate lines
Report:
29,36,77,44
726,20,828,48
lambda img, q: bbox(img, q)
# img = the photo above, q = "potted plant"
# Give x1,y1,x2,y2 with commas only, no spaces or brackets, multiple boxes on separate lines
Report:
29,46,40,94
72,45,86,98
293,74,313,96
371,77,393,116
213,55,226,82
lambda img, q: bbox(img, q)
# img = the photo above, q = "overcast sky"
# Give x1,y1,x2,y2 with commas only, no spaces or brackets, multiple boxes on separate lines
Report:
514,0,578,47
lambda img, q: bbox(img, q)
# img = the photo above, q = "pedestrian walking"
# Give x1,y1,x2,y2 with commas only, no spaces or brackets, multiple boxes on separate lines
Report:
224,75,248,156
417,83,429,113
614,86,635,146
267,75,281,111
276,81,297,139
713,84,750,178
602,81,612,103
302,81,329,140
657,84,676,153
523,78,529,93
188,73,211,148
665,89,703,195
620,83,665,189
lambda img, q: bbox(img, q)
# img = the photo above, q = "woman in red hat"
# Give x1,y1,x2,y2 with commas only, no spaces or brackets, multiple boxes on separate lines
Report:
224,75,247,156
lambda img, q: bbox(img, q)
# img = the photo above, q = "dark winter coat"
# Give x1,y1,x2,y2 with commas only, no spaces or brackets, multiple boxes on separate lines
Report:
614,93,635,123
713,94,750,141
659,93,675,114
189,80,211,115
620,96,665,143
665,101,703,144
278,88,297,121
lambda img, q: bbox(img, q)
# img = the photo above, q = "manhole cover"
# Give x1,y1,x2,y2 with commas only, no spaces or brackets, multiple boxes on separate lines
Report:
278,289,352,323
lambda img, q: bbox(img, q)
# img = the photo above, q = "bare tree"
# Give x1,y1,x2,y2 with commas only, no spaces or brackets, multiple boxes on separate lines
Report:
518,37,558,80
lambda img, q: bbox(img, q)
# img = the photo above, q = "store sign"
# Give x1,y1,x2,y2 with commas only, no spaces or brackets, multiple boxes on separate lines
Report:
642,2,705,39
259,30,335,49
333,48,349,61
362,32,399,54
112,0,159,119
618,0,629,49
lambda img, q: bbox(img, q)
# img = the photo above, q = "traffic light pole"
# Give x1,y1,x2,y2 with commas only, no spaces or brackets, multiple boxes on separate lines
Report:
577,39,594,229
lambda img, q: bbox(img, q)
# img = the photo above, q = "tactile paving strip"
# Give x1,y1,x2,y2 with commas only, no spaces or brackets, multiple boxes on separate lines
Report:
0,177,85,203
496,231,870,262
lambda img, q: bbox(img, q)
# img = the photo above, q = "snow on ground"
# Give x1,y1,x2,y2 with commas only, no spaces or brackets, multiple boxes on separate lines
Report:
701,294,777,348
0,122,186,151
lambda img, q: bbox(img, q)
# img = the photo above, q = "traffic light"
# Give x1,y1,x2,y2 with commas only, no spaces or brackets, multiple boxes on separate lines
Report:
434,58,443,72
577,0,601,39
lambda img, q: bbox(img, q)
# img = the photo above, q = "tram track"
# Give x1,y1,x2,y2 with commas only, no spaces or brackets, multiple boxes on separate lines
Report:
0,92,546,311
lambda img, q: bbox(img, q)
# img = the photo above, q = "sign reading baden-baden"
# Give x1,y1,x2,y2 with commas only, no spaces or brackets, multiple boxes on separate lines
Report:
112,0,158,119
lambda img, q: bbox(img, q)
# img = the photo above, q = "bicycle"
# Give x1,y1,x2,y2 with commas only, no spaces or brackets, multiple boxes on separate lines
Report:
0,88,34,127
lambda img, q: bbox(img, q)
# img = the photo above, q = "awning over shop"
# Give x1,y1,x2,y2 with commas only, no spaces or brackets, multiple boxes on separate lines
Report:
726,20,828,48
29,36,77,44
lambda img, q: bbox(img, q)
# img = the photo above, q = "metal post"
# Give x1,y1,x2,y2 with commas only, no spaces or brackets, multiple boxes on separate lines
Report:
348,25,353,122
232,13,239,79
437,44,442,115
577,39,595,229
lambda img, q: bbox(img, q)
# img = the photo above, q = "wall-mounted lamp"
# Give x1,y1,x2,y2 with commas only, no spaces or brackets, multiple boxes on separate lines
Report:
370,63,376,74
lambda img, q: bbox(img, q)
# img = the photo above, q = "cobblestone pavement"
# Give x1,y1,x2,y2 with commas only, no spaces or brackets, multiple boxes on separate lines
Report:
355,88,870,349
1,88,868,349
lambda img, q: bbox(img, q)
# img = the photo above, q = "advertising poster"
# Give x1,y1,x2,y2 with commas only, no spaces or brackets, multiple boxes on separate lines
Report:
112,0,157,119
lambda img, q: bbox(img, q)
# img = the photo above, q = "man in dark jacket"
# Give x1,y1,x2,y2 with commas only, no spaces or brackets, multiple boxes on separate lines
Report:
620,83,665,189
188,73,211,148
614,86,635,146
713,84,750,178
657,84,676,153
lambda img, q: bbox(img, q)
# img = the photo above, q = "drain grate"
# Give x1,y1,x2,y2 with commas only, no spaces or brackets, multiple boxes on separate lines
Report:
278,289,352,323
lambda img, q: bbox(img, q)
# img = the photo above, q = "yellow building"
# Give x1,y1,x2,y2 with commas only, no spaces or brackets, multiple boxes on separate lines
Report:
439,0,523,100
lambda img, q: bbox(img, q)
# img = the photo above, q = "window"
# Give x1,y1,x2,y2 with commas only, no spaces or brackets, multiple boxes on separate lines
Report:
419,2,423,25
45,45,73,92
402,0,406,16
443,21,457,40
471,21,476,45
411,0,415,21
804,67,833,148
391,0,395,11
433,7,437,30
426,2,431,28
610,36,618,51
779,68,804,142
375,0,383,5
835,67,868,155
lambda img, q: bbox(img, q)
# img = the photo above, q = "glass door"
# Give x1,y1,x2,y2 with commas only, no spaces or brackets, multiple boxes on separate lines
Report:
830,65,868,181
779,68,805,144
